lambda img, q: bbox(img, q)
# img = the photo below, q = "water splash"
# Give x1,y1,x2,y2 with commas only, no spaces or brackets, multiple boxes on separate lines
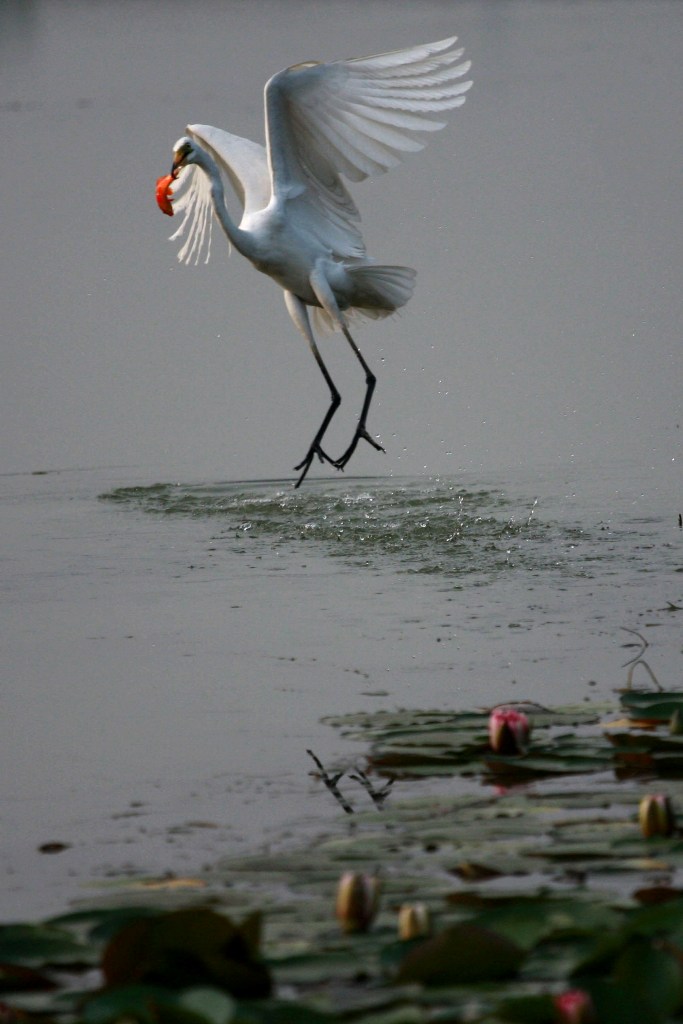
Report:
101,477,589,581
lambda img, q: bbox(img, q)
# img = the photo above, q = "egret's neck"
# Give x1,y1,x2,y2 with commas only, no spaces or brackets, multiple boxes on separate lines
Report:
196,149,255,261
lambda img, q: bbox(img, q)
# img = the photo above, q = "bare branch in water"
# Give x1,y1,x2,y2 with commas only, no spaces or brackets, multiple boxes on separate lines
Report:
348,769,395,809
621,627,662,691
625,659,663,692
620,627,649,668
307,749,355,814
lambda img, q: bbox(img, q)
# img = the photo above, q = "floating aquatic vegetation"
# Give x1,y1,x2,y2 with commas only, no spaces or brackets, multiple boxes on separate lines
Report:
323,702,611,781
5,690,683,1022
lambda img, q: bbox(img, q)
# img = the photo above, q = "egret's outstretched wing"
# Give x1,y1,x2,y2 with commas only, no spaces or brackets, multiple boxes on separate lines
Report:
171,124,271,264
264,36,471,258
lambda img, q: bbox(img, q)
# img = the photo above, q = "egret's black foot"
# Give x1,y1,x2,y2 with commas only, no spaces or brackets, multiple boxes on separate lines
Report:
334,427,385,471
293,442,338,488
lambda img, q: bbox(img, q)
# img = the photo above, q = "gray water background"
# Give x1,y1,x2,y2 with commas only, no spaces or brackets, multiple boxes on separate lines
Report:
1,1,682,919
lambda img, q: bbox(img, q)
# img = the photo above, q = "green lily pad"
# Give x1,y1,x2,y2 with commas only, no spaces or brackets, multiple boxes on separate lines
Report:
473,897,622,953
9,692,683,1022
578,938,683,1024
0,922,90,966
0,962,58,993
82,983,195,1024
394,923,525,986
178,987,236,1024
101,908,271,998
620,691,683,724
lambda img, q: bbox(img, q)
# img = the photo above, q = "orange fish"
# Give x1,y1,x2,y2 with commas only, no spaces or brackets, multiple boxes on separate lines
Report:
155,173,176,216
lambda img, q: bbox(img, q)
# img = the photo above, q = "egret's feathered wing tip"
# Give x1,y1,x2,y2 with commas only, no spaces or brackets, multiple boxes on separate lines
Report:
168,34,472,270
264,34,471,260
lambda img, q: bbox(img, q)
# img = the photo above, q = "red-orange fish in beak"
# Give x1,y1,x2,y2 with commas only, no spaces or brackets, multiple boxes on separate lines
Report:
155,173,176,216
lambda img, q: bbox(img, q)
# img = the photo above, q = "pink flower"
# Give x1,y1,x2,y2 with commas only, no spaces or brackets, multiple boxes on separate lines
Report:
639,793,675,838
488,707,531,755
553,989,595,1023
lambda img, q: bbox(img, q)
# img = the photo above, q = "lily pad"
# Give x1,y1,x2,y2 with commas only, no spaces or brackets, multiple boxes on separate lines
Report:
0,922,90,966
395,923,525,985
101,908,271,998
8,691,683,1022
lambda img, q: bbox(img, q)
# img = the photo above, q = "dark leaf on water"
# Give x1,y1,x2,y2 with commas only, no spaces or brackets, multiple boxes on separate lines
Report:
620,691,683,724
474,897,621,953
82,983,195,1024
579,939,683,1024
178,987,236,1024
394,923,525,986
0,923,88,966
0,962,58,993
494,993,557,1023
101,908,271,999
451,861,502,881
623,897,683,940
633,886,683,905
612,939,683,1019
579,980,651,1024
51,905,163,943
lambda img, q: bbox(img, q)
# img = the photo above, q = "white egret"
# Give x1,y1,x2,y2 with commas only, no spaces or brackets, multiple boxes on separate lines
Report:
158,36,472,486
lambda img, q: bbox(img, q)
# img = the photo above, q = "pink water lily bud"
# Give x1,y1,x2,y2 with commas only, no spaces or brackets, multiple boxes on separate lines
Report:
639,793,675,838
397,902,431,940
488,707,531,755
335,872,380,933
553,989,595,1023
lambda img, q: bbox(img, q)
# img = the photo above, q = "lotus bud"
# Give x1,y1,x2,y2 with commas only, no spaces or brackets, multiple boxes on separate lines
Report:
397,902,431,940
639,793,675,838
335,872,380,934
553,989,595,1023
488,707,531,755
670,709,683,735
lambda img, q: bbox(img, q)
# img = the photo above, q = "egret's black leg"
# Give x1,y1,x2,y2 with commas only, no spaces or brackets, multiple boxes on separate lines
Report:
284,291,342,488
293,344,341,487
334,326,385,470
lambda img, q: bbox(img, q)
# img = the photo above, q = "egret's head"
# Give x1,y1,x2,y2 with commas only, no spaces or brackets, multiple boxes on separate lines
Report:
171,136,196,175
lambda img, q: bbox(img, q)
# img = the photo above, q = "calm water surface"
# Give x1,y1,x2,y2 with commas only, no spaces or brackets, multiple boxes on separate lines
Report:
2,460,681,919
2,0,682,924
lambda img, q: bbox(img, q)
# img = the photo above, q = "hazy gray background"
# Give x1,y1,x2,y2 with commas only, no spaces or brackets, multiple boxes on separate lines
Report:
2,0,681,484
2,0,682,919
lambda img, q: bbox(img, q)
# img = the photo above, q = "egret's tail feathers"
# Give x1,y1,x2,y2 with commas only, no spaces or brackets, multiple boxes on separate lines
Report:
311,264,417,331
312,263,416,334
348,263,417,310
